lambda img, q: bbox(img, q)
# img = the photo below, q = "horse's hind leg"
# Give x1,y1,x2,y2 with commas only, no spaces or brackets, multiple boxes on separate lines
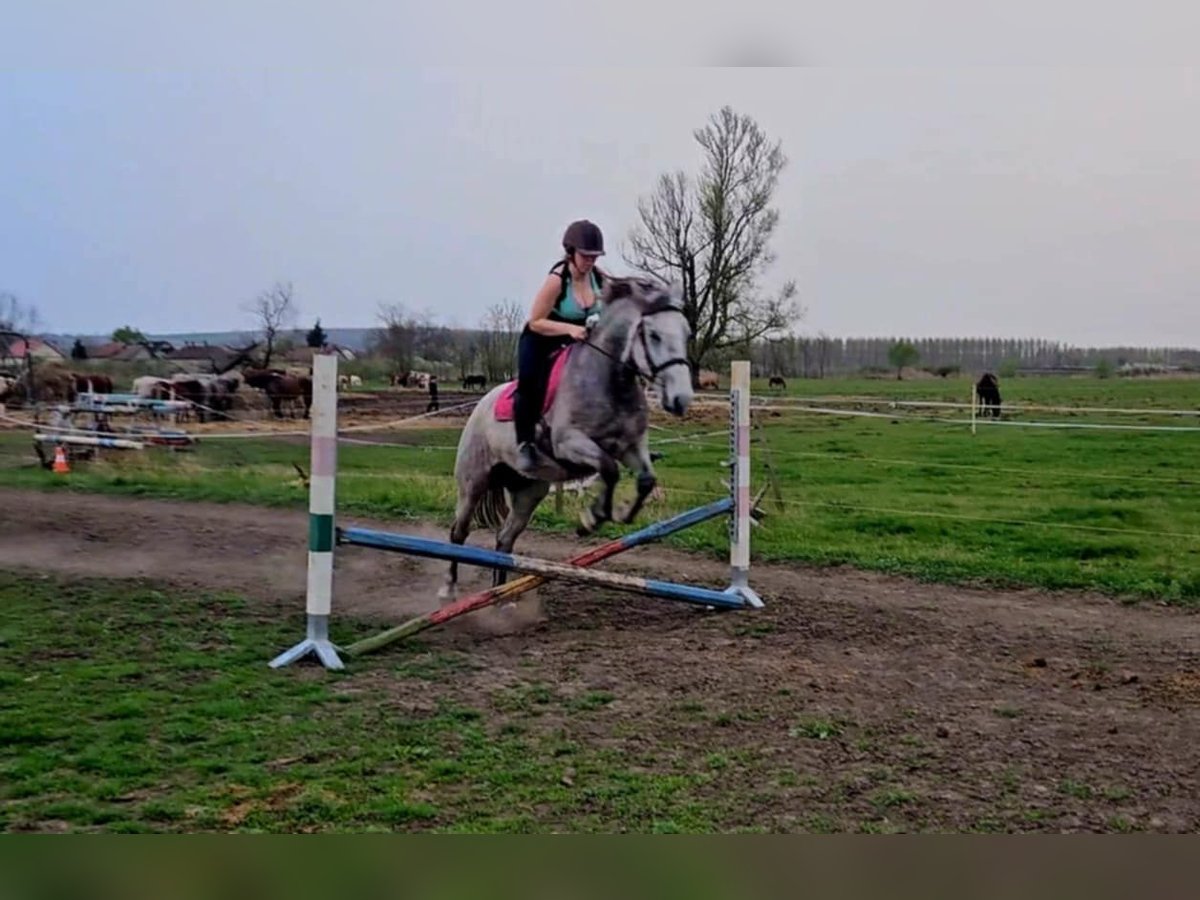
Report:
440,472,490,601
492,481,551,588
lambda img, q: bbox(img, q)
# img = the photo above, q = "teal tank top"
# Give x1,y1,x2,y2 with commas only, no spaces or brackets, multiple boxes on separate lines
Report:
549,268,604,324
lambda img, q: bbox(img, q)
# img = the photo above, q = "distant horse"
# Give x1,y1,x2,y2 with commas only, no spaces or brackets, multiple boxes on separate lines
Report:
976,373,1001,418
462,374,487,391
442,275,694,597
71,373,113,394
163,378,212,422
244,368,312,419
768,375,787,390
133,375,171,399
697,370,720,390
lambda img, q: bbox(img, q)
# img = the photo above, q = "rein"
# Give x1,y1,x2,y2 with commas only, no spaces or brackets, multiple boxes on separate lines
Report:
576,306,690,386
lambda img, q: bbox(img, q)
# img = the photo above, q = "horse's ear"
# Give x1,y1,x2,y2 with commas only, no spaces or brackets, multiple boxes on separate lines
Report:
668,280,684,307
605,278,633,302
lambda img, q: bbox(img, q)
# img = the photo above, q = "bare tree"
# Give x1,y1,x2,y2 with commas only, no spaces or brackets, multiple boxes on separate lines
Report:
625,106,802,382
243,281,298,368
815,332,832,379
0,292,40,333
477,300,524,383
453,332,479,381
372,302,420,376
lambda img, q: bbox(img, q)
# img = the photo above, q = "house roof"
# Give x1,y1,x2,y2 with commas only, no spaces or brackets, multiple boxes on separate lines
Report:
1,337,65,358
285,344,355,363
88,341,129,359
165,343,236,361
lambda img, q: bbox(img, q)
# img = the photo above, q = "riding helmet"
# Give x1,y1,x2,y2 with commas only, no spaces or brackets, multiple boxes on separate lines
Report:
562,219,605,257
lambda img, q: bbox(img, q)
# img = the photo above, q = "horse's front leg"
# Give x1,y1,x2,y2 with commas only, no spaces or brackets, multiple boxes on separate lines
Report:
553,430,620,536
616,436,656,526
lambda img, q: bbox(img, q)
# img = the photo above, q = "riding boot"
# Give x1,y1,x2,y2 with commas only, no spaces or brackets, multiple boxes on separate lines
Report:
516,440,540,474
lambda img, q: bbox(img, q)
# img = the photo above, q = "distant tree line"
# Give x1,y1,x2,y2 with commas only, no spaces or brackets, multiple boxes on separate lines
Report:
750,335,1200,379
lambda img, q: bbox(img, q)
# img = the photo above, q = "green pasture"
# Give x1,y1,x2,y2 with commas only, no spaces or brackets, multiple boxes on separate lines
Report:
0,374,1197,603
0,574,743,833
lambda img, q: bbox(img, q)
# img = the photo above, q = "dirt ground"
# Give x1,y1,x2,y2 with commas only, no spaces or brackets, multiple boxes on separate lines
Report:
2,487,1198,832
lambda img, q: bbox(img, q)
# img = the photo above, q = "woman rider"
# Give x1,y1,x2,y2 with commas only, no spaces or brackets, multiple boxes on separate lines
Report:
513,218,607,474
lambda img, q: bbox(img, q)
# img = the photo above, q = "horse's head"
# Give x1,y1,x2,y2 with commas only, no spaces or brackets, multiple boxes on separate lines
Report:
598,276,693,417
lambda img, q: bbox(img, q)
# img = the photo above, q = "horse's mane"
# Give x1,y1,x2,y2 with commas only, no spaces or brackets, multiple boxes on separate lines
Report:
598,276,684,317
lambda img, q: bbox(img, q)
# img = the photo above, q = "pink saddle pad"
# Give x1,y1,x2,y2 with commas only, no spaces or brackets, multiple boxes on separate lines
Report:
493,345,573,422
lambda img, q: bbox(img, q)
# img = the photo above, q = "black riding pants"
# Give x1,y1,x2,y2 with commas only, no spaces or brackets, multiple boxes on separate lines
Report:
514,326,572,445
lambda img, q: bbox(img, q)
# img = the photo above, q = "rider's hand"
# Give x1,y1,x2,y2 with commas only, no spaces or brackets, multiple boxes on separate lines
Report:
570,324,588,341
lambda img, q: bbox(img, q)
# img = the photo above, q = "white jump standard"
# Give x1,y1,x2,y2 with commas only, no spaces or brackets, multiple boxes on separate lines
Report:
270,353,343,671
270,354,765,671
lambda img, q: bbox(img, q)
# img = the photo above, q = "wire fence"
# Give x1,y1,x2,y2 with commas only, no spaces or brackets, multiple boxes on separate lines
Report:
689,398,1200,433
4,386,1196,548
749,394,1200,417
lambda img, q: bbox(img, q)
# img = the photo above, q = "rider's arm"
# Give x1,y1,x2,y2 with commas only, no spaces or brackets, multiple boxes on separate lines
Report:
526,275,586,339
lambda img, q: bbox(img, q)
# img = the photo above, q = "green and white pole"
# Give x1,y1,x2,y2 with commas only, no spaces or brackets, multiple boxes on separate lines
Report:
270,352,344,670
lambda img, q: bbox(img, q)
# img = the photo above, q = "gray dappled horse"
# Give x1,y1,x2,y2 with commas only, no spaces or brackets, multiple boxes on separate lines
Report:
442,275,694,598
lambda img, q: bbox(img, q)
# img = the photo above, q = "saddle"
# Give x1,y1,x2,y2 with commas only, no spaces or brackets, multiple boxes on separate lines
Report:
492,345,574,423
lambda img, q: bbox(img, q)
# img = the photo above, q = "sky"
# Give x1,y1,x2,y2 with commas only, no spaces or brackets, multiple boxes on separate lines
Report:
1,4,1198,347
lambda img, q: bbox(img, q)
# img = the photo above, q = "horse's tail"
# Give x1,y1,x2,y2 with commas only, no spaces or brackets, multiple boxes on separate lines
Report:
473,474,509,531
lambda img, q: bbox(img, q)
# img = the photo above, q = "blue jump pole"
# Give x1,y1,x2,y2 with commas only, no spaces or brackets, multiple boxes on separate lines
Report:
343,497,736,657
339,511,749,610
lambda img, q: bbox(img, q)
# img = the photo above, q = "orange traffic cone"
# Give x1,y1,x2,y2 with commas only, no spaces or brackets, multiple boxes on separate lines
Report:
52,444,70,474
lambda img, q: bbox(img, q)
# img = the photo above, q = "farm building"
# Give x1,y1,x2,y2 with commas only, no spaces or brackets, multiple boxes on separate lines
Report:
0,336,66,364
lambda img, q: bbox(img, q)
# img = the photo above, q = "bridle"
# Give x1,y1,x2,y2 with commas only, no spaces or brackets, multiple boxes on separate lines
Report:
577,302,690,386
634,310,691,380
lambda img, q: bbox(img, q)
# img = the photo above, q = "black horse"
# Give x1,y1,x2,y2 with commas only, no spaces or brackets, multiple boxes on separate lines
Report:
462,374,487,391
976,373,1001,418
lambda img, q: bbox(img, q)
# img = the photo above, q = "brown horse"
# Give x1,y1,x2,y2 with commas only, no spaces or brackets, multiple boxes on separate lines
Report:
244,368,312,419
71,373,113,394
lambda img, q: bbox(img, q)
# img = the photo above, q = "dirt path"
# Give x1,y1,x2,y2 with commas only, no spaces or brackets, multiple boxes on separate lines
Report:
3,487,1199,831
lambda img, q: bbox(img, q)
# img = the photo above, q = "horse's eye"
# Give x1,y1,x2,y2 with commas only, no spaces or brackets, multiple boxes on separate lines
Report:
650,331,662,344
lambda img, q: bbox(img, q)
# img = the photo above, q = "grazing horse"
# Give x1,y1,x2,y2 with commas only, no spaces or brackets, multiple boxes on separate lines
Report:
442,275,694,597
462,373,487,391
768,375,787,390
71,373,113,394
976,372,1002,418
244,368,313,419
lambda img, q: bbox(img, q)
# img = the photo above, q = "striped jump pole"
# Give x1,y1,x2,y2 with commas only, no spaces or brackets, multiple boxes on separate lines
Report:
34,433,145,450
269,352,343,671
726,360,764,608
339,524,751,610
344,496,735,657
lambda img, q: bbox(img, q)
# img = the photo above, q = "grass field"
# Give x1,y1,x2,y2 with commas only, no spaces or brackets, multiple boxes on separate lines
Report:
0,573,740,833
3,373,1200,835
1,373,1197,603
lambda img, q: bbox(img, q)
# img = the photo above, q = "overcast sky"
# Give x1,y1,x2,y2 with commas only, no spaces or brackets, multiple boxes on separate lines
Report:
2,6,1197,346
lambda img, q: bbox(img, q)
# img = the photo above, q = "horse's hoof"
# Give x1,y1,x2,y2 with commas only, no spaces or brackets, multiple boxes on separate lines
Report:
437,583,457,603
616,503,641,525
